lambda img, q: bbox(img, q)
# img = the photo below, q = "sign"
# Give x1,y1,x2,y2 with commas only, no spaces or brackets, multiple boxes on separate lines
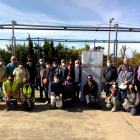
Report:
56,98,62,108
81,51,103,101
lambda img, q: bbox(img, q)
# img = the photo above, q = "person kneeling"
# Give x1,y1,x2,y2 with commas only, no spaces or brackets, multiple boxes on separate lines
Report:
83,75,102,109
3,74,19,111
49,74,62,109
123,84,140,116
21,78,35,111
63,75,75,108
106,82,121,112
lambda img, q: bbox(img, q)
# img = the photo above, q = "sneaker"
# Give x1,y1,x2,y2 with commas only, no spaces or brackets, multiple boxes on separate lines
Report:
45,100,48,105
111,107,117,112
5,107,11,111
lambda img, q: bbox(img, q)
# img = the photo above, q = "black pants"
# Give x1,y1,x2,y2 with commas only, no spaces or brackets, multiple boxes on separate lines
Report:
5,96,17,109
74,82,80,101
136,81,140,94
22,99,34,111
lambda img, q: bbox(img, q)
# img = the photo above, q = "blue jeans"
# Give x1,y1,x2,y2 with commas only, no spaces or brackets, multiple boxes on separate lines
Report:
44,85,49,101
121,89,127,103
104,84,111,97
4,96,17,109
130,106,138,116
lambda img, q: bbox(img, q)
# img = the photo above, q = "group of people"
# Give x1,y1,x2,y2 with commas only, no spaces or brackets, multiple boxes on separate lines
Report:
103,58,140,115
0,55,140,115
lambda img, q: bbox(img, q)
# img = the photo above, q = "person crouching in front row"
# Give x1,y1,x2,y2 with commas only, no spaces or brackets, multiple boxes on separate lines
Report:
3,74,19,111
21,78,35,111
83,75,102,109
49,74,62,109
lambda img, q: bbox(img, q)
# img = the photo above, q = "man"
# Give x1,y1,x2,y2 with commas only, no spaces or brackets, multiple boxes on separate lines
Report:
7,56,17,75
24,55,37,90
56,59,68,83
118,58,134,74
83,75,102,109
49,74,62,109
36,58,45,100
102,60,118,97
0,58,8,100
3,74,19,111
52,61,58,74
71,60,81,102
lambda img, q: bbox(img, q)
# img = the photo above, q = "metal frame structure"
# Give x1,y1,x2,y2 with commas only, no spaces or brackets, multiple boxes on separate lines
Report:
1,21,140,66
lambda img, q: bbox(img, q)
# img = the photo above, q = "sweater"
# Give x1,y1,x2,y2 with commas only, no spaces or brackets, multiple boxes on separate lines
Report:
13,68,30,84
7,62,17,75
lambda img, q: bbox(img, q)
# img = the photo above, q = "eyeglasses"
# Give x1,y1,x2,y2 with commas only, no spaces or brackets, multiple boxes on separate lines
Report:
12,59,16,60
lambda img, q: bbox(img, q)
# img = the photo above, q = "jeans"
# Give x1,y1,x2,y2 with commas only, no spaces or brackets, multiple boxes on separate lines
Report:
4,96,17,109
44,85,49,101
104,84,111,97
39,82,44,98
136,81,140,94
130,106,138,116
121,89,127,103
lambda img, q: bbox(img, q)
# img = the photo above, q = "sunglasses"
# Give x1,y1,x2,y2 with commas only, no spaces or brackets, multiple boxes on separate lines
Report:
12,59,16,60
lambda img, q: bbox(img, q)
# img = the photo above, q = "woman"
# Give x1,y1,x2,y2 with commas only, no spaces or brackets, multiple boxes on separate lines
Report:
67,59,74,75
21,78,35,111
13,61,30,101
41,61,54,104
106,82,121,112
119,64,133,103
124,84,140,116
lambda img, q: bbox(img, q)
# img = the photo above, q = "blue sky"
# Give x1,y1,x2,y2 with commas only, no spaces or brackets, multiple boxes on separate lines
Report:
0,0,140,57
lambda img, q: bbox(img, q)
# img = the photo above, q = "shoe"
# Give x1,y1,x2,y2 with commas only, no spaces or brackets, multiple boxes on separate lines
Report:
51,105,55,109
45,100,49,105
111,107,117,112
5,107,11,111
38,97,43,100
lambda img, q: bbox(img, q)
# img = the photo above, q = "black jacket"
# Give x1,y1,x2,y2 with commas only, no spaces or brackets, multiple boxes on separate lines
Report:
24,62,37,80
102,66,118,84
83,80,98,97
70,67,81,82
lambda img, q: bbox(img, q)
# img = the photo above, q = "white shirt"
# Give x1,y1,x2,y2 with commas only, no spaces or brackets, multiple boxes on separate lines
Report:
74,67,79,82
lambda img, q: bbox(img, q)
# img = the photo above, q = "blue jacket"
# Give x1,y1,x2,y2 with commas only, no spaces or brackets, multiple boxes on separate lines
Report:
7,62,17,75
49,81,62,97
56,66,68,79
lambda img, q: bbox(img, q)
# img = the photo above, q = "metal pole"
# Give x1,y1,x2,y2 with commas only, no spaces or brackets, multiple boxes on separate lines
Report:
115,24,118,67
38,37,40,63
113,40,116,66
107,20,111,60
94,39,95,50
14,37,16,57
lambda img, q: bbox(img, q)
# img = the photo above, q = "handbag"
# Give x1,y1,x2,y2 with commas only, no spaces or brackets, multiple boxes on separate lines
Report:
43,70,50,86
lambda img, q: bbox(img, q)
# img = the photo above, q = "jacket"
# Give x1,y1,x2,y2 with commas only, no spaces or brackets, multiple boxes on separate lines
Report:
56,66,68,79
83,80,98,97
102,66,118,84
70,67,81,82
7,62,17,75
24,62,37,81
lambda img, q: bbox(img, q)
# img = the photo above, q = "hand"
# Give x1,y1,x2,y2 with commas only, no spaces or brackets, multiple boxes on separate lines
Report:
7,95,11,101
56,96,60,99
88,94,92,97
131,105,135,108
124,81,128,84
124,98,128,103
106,82,109,85
51,92,55,95
108,97,111,100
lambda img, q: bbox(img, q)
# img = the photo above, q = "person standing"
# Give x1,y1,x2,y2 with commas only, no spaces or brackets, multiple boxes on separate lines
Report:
0,58,8,100
36,58,45,100
3,75,19,111
119,64,133,103
24,55,37,93
118,58,134,74
56,59,68,83
67,58,74,75
7,56,17,75
41,61,54,104
102,60,118,97
71,60,81,102
52,61,58,75
134,59,140,93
